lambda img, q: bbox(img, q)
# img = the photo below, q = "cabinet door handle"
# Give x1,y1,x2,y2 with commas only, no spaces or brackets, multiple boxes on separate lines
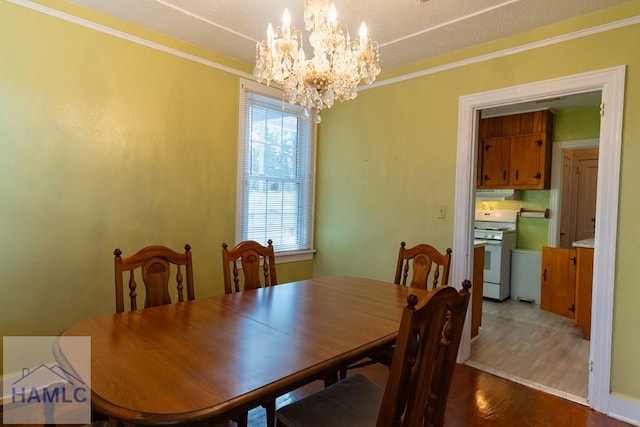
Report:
515,169,519,180
503,170,507,181
484,174,490,181
543,268,547,281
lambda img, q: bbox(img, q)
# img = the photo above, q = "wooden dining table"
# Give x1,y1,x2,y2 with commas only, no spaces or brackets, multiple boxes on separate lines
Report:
57,276,428,425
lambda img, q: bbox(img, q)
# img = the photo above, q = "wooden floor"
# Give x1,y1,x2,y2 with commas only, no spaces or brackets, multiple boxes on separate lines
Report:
218,362,630,427
468,298,590,402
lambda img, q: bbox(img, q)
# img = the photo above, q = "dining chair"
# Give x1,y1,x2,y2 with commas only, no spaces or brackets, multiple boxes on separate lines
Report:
340,241,453,377
371,241,453,366
275,280,472,427
113,244,195,313
221,239,278,294
394,241,452,290
221,239,278,427
106,244,195,425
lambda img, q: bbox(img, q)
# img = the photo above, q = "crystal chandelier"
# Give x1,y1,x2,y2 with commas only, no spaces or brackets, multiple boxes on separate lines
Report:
253,0,381,123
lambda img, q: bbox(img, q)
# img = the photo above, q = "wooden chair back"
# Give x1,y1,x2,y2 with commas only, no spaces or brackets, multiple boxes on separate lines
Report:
113,244,195,313
378,281,471,427
222,239,278,294
394,241,452,290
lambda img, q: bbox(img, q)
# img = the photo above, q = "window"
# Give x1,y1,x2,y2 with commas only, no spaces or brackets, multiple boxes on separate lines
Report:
237,80,316,262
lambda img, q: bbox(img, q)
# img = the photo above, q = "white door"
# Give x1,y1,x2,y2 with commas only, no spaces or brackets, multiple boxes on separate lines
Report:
575,155,598,241
560,153,574,248
559,148,599,246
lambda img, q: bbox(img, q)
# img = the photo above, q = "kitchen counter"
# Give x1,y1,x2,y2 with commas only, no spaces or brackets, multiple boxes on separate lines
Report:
572,237,594,248
474,239,487,247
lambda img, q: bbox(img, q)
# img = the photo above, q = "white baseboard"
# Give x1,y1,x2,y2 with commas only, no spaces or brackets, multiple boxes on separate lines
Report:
608,394,640,426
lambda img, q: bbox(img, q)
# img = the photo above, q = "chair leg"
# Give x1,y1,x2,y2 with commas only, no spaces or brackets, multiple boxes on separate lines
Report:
264,400,276,427
323,369,338,387
234,411,248,427
339,366,347,380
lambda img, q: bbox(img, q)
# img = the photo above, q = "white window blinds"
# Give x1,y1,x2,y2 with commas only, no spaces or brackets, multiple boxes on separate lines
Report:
237,80,316,255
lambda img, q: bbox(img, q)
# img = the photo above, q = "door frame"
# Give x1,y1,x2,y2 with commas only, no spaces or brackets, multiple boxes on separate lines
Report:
453,66,625,414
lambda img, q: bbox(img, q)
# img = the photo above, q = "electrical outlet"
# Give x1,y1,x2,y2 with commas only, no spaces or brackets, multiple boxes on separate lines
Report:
437,205,447,219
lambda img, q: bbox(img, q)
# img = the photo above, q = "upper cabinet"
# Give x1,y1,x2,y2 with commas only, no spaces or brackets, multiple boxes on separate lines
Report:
477,110,554,190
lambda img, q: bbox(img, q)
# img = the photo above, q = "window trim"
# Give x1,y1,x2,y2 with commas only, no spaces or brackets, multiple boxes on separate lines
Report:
236,79,317,263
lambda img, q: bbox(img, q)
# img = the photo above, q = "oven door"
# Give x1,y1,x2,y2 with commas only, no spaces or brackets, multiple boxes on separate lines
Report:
482,240,503,284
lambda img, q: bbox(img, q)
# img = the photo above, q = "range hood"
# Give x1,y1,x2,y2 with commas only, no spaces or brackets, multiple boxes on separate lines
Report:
476,189,522,201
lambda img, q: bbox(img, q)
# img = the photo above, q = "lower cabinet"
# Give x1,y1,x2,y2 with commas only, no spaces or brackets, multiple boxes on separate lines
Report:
541,247,576,319
541,246,593,339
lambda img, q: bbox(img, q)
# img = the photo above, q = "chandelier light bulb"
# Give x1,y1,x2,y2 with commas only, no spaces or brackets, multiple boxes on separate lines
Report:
282,9,291,34
253,0,381,120
267,23,274,42
328,4,337,27
359,22,368,45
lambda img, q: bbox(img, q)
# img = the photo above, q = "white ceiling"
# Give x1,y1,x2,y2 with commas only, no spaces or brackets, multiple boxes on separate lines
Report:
66,0,629,72
64,0,625,113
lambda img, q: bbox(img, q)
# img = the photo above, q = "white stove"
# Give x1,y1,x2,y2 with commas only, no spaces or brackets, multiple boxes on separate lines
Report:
474,209,518,301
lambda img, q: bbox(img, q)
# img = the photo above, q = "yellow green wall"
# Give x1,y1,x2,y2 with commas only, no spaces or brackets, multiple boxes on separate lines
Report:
314,3,640,402
0,0,313,369
2,0,640,409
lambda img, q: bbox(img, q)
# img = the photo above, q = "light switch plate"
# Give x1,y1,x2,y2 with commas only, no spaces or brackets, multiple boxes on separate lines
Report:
437,205,447,219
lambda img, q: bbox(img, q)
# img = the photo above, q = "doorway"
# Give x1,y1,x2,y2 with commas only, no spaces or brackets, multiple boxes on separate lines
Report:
453,66,625,414
469,139,599,404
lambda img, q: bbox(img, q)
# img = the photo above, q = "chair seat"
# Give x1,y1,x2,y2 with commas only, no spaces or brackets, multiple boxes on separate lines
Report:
276,374,382,427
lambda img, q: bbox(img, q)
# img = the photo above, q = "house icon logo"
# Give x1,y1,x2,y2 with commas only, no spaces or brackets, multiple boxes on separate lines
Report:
11,364,88,405
3,336,91,425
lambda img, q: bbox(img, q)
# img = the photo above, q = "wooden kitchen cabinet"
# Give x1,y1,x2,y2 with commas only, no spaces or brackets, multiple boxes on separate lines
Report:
541,246,576,319
478,110,553,189
541,246,593,339
471,244,485,339
479,137,510,187
510,133,551,187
